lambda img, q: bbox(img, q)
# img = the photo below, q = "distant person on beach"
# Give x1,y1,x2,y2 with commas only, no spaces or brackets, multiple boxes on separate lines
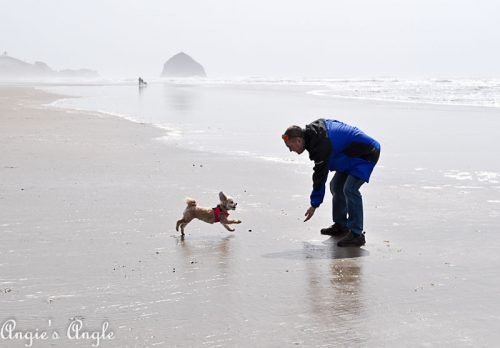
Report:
282,119,380,247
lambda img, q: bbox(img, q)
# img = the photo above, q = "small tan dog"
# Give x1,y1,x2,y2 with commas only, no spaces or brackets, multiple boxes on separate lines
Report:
176,192,242,235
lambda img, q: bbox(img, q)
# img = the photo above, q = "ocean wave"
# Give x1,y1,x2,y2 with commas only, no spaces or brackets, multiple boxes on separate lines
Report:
149,77,500,108
43,98,183,138
444,170,500,184
306,79,500,108
43,76,499,109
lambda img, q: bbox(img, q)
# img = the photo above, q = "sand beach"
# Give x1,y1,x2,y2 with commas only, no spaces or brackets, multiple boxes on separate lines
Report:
1,85,500,347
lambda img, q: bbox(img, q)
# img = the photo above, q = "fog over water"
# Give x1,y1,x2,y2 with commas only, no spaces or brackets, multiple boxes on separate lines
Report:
2,0,500,78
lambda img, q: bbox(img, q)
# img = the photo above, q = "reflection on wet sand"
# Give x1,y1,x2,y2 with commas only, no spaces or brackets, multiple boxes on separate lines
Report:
177,234,234,271
163,83,198,111
168,234,238,345
260,237,369,344
262,237,369,260
305,246,367,346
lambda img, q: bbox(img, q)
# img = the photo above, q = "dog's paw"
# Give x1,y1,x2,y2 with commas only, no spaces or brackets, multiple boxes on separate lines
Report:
228,228,235,232
235,220,242,224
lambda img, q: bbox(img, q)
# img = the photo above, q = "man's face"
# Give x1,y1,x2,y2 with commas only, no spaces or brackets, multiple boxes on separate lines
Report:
285,137,305,154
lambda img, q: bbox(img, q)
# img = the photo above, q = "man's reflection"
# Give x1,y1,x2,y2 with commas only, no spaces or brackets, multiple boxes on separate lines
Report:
305,244,368,345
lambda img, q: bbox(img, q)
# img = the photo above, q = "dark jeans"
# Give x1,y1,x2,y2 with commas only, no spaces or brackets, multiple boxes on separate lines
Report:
330,172,365,235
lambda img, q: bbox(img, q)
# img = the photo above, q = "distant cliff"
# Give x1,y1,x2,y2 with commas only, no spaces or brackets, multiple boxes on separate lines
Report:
161,52,206,78
0,52,99,80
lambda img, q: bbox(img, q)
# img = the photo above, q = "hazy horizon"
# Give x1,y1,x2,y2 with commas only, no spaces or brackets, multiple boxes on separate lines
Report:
2,0,500,79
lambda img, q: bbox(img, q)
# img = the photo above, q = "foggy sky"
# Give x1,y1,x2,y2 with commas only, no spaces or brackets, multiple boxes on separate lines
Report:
1,0,499,78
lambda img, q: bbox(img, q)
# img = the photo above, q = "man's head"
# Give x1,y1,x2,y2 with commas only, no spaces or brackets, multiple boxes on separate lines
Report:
282,125,305,154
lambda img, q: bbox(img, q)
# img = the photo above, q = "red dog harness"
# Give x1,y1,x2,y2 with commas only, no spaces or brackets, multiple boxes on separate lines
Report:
213,206,229,222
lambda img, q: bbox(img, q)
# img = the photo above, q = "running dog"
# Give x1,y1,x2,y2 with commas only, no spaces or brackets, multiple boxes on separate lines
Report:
176,192,241,235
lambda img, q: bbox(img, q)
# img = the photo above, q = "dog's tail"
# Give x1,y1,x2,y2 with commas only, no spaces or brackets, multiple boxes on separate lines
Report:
185,197,197,208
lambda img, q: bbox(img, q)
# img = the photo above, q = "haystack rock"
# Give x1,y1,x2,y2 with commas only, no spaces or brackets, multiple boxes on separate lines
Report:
161,52,206,78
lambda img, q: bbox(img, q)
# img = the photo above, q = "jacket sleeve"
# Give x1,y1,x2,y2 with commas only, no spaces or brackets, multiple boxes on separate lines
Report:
307,127,331,208
310,159,329,207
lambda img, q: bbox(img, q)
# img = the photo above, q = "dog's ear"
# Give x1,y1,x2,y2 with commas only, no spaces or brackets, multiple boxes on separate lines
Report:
219,191,227,202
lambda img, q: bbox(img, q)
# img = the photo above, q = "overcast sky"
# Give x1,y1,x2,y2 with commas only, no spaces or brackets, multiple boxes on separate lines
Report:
1,0,499,78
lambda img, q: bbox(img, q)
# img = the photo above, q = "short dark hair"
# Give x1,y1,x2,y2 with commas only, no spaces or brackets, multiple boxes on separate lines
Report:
283,125,304,140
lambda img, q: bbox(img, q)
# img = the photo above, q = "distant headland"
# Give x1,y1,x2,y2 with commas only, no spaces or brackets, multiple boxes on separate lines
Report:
0,52,100,80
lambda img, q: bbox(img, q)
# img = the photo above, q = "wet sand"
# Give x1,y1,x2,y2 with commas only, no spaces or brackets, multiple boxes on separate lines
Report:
1,86,500,347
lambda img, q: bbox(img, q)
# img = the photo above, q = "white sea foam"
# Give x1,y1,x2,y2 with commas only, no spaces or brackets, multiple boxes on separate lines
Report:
45,77,500,108
476,172,500,183
255,156,305,164
155,77,500,108
307,78,499,108
45,99,184,140
443,170,500,186
444,170,473,181
454,186,482,189
423,186,443,190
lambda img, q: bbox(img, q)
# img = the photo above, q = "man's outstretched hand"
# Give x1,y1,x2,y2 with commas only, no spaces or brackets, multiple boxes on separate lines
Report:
304,206,316,222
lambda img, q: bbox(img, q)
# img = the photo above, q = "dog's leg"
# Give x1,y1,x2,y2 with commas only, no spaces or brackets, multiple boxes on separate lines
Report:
179,218,194,235
222,223,235,232
176,218,185,232
220,216,241,232
177,218,190,235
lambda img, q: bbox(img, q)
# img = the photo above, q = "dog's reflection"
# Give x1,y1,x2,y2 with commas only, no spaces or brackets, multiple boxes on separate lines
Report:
176,234,235,273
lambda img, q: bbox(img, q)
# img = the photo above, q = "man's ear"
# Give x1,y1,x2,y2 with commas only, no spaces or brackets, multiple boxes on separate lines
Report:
219,191,227,202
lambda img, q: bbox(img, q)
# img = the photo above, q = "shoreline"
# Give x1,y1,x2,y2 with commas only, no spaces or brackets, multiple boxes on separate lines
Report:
37,82,500,174
23,76,500,111
41,91,307,169
40,80,500,108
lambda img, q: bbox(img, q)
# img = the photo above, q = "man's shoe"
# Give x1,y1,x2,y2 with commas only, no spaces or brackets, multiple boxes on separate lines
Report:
321,223,349,236
337,231,366,247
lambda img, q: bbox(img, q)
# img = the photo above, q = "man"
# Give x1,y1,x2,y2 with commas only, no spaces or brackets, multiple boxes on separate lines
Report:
282,119,380,247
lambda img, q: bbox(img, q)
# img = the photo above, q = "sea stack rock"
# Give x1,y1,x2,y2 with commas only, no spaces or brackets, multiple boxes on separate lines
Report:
161,52,207,78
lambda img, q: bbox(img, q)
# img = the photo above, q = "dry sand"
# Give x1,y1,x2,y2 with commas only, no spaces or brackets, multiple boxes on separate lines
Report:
1,87,500,347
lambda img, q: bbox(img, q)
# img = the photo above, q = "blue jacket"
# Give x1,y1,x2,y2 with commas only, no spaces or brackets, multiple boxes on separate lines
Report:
305,119,380,207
